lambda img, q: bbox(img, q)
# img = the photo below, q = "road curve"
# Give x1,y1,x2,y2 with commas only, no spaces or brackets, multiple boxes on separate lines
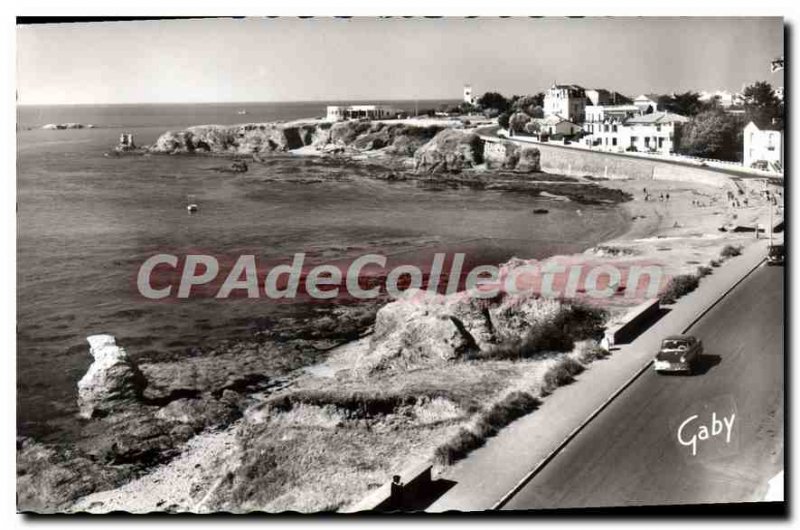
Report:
502,263,784,510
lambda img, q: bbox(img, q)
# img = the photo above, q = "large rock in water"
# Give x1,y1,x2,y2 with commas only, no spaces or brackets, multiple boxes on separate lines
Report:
413,129,484,174
77,335,147,419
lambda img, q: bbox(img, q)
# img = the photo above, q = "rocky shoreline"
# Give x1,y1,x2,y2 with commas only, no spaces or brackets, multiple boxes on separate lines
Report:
19,117,775,513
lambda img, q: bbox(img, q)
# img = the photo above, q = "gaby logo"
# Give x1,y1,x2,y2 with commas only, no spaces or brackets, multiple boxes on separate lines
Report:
677,412,735,457
135,252,668,302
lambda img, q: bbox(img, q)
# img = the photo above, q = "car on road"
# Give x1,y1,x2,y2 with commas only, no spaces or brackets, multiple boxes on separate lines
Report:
654,335,703,374
767,243,785,266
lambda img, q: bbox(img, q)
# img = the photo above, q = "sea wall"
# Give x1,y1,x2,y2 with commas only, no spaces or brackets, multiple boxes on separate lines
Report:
515,142,733,188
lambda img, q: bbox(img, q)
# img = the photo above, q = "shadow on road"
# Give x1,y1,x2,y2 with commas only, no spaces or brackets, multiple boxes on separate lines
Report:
692,353,722,375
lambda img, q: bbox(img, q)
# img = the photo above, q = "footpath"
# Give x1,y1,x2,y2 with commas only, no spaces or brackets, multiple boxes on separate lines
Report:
427,237,771,512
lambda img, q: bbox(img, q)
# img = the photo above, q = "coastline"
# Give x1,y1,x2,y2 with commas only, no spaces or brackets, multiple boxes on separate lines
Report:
21,118,781,513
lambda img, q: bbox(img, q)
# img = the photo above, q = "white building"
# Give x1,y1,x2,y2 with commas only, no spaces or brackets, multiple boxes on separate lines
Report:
585,111,688,154
530,115,582,137
544,83,587,123
326,105,402,122
743,121,783,172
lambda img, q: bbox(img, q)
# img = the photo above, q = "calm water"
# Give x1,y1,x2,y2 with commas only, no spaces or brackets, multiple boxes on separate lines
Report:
17,102,629,441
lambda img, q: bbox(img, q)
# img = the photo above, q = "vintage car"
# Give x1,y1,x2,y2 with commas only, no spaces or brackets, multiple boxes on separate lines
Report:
654,335,703,374
767,244,785,266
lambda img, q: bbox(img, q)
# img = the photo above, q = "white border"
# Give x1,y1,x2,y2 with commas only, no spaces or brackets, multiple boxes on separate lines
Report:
4,2,796,528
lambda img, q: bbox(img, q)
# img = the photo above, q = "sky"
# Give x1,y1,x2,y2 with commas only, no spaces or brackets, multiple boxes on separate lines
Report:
16,17,784,105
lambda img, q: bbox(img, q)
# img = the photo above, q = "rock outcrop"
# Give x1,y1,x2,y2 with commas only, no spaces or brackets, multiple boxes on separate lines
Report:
77,335,148,419
516,145,542,172
413,129,484,174
484,141,541,172
356,288,566,374
148,121,443,157
42,123,91,130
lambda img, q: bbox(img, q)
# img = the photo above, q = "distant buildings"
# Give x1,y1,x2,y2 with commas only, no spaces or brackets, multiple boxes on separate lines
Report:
326,105,402,122
743,121,783,172
544,83,587,123
698,89,745,108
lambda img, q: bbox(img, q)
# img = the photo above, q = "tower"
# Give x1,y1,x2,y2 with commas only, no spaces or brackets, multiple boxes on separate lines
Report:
463,84,474,105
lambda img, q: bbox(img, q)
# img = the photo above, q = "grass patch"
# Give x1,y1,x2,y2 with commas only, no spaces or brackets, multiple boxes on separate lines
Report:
658,274,700,305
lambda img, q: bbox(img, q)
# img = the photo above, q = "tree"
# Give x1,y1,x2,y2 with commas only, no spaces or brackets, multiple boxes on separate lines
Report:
509,112,532,133
677,109,742,161
657,91,709,117
742,81,783,129
497,111,511,129
476,92,510,113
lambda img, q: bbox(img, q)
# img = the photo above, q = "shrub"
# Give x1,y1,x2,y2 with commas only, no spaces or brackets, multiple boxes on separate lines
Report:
434,428,484,466
721,244,743,258
709,259,721,268
482,302,607,361
658,274,700,305
696,265,712,278
541,357,585,396
473,392,540,438
577,340,609,364
435,391,541,466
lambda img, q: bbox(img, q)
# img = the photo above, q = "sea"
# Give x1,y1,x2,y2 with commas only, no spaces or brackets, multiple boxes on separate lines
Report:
17,101,629,442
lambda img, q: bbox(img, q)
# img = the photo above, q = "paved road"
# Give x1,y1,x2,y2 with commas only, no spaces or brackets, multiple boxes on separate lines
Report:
502,263,784,510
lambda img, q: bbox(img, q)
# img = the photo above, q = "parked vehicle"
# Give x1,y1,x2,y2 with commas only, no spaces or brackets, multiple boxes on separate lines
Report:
767,244,785,265
654,335,703,374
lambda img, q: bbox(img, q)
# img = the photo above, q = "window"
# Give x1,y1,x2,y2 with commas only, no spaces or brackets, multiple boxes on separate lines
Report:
612,125,618,133
612,138,617,146
658,138,664,149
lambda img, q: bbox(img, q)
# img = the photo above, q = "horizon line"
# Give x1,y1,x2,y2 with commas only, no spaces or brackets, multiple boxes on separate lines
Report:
16,97,465,107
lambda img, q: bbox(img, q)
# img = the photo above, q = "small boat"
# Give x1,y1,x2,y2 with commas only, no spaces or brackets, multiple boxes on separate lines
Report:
237,109,248,115
532,208,549,215
186,194,198,213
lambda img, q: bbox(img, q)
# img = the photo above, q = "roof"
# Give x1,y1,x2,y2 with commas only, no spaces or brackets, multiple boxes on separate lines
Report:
634,93,661,102
536,115,580,126
663,335,694,341
626,111,689,125
549,84,585,95
745,120,783,133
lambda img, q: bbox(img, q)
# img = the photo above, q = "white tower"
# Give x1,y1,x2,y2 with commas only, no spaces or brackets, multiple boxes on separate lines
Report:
463,84,474,105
